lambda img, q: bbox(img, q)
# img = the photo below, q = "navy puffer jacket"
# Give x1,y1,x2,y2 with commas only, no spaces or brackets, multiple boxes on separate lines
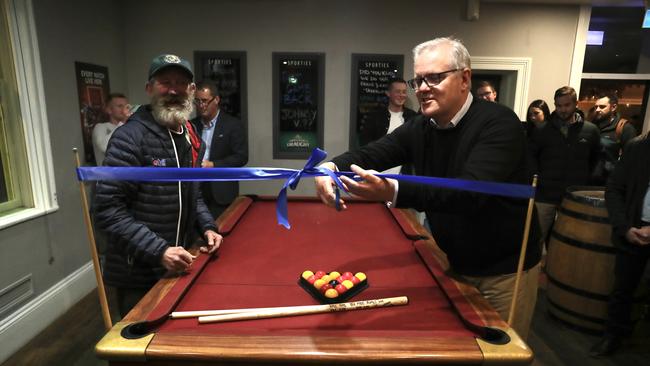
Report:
94,105,217,288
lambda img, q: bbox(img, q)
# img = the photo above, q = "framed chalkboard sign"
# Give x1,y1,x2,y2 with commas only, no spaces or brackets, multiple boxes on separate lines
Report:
273,52,325,159
194,51,248,131
349,54,404,149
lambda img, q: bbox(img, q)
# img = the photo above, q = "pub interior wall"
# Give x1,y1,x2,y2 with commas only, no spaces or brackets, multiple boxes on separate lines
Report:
0,0,579,330
123,0,581,196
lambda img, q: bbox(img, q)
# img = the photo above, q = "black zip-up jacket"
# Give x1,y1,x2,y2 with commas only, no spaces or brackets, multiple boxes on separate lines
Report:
592,114,637,186
333,99,541,277
605,134,650,255
94,105,217,289
528,112,601,204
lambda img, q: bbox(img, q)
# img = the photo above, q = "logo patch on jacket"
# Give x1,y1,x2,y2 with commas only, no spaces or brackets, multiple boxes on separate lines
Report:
579,138,588,143
152,158,167,167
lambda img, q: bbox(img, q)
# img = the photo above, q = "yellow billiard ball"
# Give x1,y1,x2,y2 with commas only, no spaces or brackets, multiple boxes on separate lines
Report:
313,279,326,290
329,271,341,279
354,272,367,281
302,270,314,280
341,280,354,289
324,288,339,298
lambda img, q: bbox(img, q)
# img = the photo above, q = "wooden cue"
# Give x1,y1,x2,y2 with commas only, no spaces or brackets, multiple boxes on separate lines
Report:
197,296,409,324
507,175,538,326
172,305,309,319
74,148,112,330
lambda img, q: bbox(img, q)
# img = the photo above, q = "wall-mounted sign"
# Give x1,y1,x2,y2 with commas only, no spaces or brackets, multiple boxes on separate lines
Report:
194,51,248,132
75,62,110,164
273,53,325,159
349,54,403,149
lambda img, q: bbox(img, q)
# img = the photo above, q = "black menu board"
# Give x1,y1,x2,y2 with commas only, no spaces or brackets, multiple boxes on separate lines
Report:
194,51,247,130
273,52,324,159
349,54,404,149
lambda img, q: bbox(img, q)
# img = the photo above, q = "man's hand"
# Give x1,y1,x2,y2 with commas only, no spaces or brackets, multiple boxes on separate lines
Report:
340,164,396,202
161,246,196,272
315,162,348,210
201,160,214,168
200,230,223,254
625,227,650,246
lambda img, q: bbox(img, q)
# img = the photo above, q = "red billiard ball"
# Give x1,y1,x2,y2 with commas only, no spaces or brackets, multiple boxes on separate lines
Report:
335,284,348,294
314,271,326,279
350,276,361,285
320,283,333,293
336,276,345,283
307,275,317,284
342,272,354,279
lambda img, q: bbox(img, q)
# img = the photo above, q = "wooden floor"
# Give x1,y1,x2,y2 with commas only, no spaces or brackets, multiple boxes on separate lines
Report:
2,288,649,366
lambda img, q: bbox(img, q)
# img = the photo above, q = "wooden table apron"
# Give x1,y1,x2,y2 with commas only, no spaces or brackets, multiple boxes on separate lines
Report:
96,196,533,365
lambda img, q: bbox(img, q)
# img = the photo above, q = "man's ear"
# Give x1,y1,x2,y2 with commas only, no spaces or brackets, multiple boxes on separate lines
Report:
461,68,472,92
145,81,153,96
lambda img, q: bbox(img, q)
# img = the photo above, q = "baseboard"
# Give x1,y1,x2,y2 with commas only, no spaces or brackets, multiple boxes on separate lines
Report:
0,261,96,364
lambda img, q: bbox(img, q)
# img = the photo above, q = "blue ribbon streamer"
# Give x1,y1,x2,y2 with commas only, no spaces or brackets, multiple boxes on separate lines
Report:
78,148,534,229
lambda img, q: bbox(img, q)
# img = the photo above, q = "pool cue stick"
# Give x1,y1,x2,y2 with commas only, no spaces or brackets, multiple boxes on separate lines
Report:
172,305,306,319
507,175,538,326
74,148,112,330
197,296,409,324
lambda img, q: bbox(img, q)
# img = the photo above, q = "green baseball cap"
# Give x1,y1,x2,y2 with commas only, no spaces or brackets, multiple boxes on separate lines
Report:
148,54,193,80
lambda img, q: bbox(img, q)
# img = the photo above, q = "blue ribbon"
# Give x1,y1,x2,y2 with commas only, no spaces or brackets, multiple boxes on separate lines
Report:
77,148,534,229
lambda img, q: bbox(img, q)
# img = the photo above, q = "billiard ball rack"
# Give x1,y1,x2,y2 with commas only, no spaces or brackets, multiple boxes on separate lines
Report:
298,271,369,304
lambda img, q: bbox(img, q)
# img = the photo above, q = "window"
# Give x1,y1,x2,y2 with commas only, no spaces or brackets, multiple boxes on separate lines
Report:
0,0,57,229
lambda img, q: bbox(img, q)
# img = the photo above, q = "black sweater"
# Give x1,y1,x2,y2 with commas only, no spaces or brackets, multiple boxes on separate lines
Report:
333,99,541,276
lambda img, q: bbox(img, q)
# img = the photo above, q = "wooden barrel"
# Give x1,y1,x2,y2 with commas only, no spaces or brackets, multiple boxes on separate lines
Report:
545,186,615,333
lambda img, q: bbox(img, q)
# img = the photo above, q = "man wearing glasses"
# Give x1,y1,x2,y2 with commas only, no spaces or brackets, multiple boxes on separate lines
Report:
315,37,541,339
192,81,248,219
475,80,498,102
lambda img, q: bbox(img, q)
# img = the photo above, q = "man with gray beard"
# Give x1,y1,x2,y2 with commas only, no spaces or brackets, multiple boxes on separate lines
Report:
94,54,222,317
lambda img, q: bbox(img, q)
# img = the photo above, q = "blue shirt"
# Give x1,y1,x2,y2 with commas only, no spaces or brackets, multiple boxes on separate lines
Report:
200,110,220,160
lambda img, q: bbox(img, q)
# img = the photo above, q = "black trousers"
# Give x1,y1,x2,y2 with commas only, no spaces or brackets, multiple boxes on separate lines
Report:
605,249,650,336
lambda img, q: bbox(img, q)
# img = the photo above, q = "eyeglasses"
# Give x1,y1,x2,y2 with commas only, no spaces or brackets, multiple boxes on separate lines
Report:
407,69,460,90
193,96,216,106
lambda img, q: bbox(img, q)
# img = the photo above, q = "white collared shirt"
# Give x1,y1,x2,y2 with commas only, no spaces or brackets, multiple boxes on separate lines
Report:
201,110,220,160
429,93,473,129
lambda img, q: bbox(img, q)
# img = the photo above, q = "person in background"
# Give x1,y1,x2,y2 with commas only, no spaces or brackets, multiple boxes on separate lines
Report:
191,81,248,219
475,80,498,102
358,78,418,148
92,93,130,165
591,92,637,186
528,86,600,247
526,99,551,132
94,54,222,317
590,133,650,357
315,37,541,340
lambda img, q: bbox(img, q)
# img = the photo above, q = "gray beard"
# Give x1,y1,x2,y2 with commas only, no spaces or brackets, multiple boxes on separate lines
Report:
151,92,194,129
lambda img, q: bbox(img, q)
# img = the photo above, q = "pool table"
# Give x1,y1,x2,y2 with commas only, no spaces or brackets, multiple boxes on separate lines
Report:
96,196,533,365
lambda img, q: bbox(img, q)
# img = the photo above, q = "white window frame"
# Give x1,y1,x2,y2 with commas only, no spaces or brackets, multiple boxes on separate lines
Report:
471,56,533,121
0,0,57,229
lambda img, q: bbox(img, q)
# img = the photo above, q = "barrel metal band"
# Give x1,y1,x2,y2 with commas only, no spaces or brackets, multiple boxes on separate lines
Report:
546,297,606,324
546,310,604,335
549,231,617,255
557,205,610,224
546,273,610,302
